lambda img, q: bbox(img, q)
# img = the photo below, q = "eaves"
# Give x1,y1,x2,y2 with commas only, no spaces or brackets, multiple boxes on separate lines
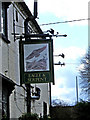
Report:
16,2,43,34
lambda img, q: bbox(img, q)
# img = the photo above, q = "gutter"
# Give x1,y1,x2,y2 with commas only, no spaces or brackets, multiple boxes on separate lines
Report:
18,2,43,34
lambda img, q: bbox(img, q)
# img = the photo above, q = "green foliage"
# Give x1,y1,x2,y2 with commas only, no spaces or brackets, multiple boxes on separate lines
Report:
51,106,73,120
40,115,52,120
75,101,90,120
19,113,53,120
1,114,8,120
1,117,8,120
18,113,39,120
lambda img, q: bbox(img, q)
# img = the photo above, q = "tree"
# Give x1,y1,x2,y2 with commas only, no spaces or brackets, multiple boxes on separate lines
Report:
52,99,69,106
51,99,73,120
79,50,90,100
75,101,90,120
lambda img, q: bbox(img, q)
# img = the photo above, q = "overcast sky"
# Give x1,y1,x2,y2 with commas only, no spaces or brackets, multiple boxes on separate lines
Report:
25,0,89,105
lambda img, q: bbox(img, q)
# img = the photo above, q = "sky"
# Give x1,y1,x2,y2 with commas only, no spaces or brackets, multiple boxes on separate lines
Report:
25,0,89,105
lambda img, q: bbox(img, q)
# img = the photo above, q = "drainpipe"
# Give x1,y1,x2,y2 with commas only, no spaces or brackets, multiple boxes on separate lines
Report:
34,0,38,19
24,17,32,113
24,0,38,113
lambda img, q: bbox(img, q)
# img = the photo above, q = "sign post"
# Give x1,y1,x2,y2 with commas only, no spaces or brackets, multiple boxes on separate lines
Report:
19,37,54,114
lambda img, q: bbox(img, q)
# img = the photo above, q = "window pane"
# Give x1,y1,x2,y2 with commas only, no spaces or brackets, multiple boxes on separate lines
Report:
2,87,8,117
2,3,7,37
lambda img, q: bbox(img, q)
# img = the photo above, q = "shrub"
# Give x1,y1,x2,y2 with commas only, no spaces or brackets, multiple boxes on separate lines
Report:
75,101,90,120
18,113,39,120
39,115,52,120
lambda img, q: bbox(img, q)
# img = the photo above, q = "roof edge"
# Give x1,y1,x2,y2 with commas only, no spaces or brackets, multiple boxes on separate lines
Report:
18,2,43,34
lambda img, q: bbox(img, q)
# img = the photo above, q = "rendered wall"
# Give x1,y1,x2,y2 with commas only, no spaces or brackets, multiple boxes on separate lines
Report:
0,2,50,118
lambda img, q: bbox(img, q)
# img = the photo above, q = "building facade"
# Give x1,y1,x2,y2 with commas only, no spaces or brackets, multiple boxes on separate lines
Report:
0,1,50,119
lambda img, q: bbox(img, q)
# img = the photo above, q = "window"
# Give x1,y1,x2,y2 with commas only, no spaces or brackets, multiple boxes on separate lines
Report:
0,74,15,119
16,10,18,22
43,102,47,116
0,14,1,32
0,2,2,33
1,2,11,43
2,3,8,37
2,87,9,118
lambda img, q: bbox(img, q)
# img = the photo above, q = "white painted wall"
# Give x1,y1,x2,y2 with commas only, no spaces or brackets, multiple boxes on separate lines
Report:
7,3,27,118
0,3,2,118
31,83,50,117
0,2,50,118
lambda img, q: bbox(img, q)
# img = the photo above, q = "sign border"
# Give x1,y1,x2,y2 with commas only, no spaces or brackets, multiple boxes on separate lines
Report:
19,39,54,84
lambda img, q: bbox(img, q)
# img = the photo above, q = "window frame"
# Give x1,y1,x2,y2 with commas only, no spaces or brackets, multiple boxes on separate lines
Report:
1,2,10,44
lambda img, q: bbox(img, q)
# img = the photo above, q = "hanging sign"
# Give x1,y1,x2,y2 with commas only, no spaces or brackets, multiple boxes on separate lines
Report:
19,39,54,84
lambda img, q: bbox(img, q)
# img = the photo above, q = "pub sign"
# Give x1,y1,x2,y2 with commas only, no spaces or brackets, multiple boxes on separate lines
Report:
19,39,54,84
